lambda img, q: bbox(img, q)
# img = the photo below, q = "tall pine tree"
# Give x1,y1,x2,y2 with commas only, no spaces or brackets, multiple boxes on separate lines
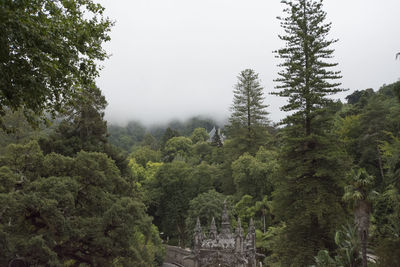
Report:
226,69,270,156
271,0,349,265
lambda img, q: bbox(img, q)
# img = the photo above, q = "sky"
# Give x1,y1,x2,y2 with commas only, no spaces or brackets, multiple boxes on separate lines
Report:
96,0,400,126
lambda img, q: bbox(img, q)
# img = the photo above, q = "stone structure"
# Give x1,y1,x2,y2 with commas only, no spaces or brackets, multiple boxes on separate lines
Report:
164,245,196,267
187,202,260,267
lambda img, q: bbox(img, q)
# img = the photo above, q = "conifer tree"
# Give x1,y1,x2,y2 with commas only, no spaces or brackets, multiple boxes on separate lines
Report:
271,0,349,265
273,0,343,134
211,128,223,147
226,69,270,155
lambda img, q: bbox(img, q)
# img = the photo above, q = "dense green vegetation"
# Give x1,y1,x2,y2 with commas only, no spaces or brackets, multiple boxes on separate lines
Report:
1,0,399,266
0,0,112,129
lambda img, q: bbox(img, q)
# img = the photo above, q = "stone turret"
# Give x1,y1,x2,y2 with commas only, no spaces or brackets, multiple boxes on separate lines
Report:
245,218,257,267
209,217,217,240
235,218,244,253
193,217,203,252
245,218,256,250
220,200,231,238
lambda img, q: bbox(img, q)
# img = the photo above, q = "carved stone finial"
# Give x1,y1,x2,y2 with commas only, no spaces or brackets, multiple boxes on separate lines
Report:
246,218,256,251
194,217,202,237
249,218,255,233
209,217,217,239
220,199,231,237
194,217,203,251
235,218,244,237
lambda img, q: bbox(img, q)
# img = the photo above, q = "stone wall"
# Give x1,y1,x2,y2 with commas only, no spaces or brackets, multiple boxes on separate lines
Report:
164,245,195,267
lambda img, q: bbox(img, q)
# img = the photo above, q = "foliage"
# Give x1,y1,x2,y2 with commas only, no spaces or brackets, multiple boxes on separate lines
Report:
271,0,349,265
185,190,231,245
155,117,216,137
108,121,147,152
160,127,181,150
273,0,344,134
373,185,400,266
225,69,270,156
189,162,221,195
141,133,159,150
211,128,223,147
0,0,112,128
162,136,193,162
38,85,107,155
314,250,337,267
0,109,45,151
131,146,161,168
231,147,277,200
234,195,256,230
262,223,287,266
0,141,163,266
192,141,214,164
144,161,194,246
190,128,209,144
313,224,362,267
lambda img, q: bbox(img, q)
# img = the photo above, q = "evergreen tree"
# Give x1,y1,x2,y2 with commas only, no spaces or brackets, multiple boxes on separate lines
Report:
273,0,343,135
211,128,223,147
271,0,349,265
226,69,270,156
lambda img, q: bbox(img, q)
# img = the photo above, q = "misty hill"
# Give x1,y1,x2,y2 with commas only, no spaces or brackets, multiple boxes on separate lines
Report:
107,116,222,152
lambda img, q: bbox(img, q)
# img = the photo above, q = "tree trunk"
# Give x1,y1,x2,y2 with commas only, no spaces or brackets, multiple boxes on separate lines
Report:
376,145,384,181
355,200,370,267
262,214,266,233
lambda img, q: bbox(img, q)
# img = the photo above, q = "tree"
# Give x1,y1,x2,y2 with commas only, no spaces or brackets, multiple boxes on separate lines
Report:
225,69,270,155
314,224,362,267
231,149,276,200
0,141,163,266
211,129,223,147
190,128,209,144
131,146,161,167
141,133,159,150
189,162,221,196
0,0,112,128
162,136,192,162
272,0,349,265
343,168,375,267
160,127,180,150
273,0,344,135
146,161,194,247
108,121,147,152
37,85,131,176
192,141,213,164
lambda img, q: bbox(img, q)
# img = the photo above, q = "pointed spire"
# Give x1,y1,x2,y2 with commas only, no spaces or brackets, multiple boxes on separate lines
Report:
220,199,231,237
249,218,255,233
210,217,216,231
209,217,217,239
235,217,244,237
193,217,203,250
245,218,256,250
195,217,202,233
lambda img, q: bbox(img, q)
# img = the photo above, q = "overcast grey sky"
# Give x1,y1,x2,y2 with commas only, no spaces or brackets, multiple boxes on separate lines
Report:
96,0,400,125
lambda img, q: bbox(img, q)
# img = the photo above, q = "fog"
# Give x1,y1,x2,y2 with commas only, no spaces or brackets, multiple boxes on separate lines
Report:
96,0,400,126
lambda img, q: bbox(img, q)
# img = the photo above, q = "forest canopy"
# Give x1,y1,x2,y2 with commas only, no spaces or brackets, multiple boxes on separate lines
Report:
1,0,400,266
